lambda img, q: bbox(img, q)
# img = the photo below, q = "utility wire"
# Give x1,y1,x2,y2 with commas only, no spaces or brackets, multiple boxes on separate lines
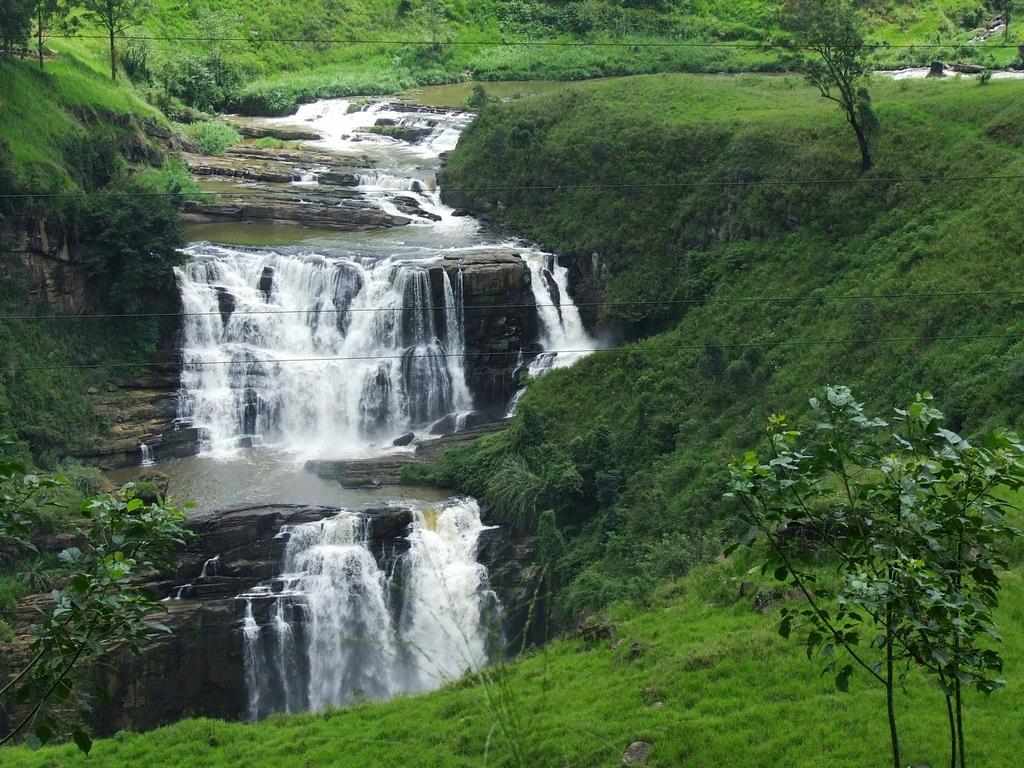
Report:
2,290,1022,323
3,333,1015,373
5,173,1024,199
47,33,1024,50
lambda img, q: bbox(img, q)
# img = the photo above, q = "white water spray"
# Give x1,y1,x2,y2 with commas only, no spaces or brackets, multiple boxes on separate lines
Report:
238,499,496,719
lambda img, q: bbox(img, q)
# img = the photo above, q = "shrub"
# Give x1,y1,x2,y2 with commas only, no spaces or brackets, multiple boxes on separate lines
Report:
184,120,242,155
251,136,286,149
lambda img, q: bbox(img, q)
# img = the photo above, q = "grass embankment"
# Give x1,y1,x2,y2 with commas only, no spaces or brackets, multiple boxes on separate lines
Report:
96,0,1024,114
0,53,188,461
411,74,1024,618
4,551,1023,767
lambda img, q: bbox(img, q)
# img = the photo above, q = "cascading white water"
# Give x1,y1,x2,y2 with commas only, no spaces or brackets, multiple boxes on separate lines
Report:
239,498,496,719
168,98,594,723
139,443,154,467
508,249,594,413
175,246,471,456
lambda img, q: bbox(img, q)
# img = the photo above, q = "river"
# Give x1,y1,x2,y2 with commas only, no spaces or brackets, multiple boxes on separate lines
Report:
151,96,593,719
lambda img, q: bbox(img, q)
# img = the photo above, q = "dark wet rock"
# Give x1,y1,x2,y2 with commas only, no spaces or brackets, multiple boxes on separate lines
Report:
214,286,235,324
315,170,362,186
428,410,491,436
425,250,539,409
951,62,985,74
182,194,410,231
141,116,172,140
391,195,442,222
258,266,274,299
227,121,323,142
929,60,946,76
184,152,361,188
392,431,415,447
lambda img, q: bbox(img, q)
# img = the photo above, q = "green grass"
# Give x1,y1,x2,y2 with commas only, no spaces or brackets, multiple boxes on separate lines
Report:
0,50,161,191
43,0,1023,115
427,72,1024,618
3,554,1023,767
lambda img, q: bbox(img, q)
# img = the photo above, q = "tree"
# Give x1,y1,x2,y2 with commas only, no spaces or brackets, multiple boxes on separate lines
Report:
32,0,65,70
782,0,878,172
76,0,149,80
989,1,1016,38
0,0,33,58
727,386,1023,768
0,434,191,751
76,173,187,315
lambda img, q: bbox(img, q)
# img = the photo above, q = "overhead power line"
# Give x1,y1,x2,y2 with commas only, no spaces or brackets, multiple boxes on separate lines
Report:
4,173,1024,200
2,290,1022,323
47,33,1024,50
3,333,1015,374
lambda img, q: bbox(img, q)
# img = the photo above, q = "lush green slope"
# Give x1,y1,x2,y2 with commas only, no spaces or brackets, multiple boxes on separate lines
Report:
416,73,1024,618
63,0,1024,114
0,54,188,462
4,554,1023,768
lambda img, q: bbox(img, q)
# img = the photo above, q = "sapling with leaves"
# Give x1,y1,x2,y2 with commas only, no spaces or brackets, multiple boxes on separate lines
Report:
726,386,1023,768
0,435,192,753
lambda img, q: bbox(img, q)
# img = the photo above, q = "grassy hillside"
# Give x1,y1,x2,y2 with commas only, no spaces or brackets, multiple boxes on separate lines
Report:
55,0,1023,114
415,73,1024,618
4,551,1023,767
0,53,188,462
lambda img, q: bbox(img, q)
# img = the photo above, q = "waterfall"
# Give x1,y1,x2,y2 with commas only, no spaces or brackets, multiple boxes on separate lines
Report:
175,246,472,456
139,443,154,467
508,249,595,413
239,498,497,719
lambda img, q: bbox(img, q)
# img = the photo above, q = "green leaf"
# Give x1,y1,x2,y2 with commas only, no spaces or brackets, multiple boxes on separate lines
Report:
72,728,93,755
835,664,853,693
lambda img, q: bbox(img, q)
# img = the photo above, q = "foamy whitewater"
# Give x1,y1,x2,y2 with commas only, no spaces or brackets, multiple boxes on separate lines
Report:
170,98,594,717
175,98,595,458
237,499,498,719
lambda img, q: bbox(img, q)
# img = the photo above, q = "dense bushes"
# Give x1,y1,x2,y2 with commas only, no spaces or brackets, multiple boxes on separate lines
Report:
182,120,242,155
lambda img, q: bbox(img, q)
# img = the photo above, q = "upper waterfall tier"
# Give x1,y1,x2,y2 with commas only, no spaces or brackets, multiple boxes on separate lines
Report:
172,98,596,460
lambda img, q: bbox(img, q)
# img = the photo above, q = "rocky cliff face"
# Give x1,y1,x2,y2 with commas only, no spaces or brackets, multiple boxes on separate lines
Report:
73,500,539,734
428,249,541,411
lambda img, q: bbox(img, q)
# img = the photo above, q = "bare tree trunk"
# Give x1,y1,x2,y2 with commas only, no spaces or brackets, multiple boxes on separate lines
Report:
945,692,957,768
109,24,117,80
884,614,901,768
37,10,44,70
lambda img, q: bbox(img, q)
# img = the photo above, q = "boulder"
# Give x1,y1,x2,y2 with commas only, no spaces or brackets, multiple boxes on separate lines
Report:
392,431,415,447
622,741,652,766
951,62,985,74
258,266,274,299
928,60,946,77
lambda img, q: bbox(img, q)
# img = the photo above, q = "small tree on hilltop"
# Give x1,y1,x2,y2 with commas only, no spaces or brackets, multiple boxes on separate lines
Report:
782,0,879,172
76,0,150,80
0,0,33,58
727,386,1023,768
32,0,68,70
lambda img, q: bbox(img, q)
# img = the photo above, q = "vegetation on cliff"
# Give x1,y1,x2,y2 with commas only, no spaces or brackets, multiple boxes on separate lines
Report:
0,52,190,462
421,73,1024,622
